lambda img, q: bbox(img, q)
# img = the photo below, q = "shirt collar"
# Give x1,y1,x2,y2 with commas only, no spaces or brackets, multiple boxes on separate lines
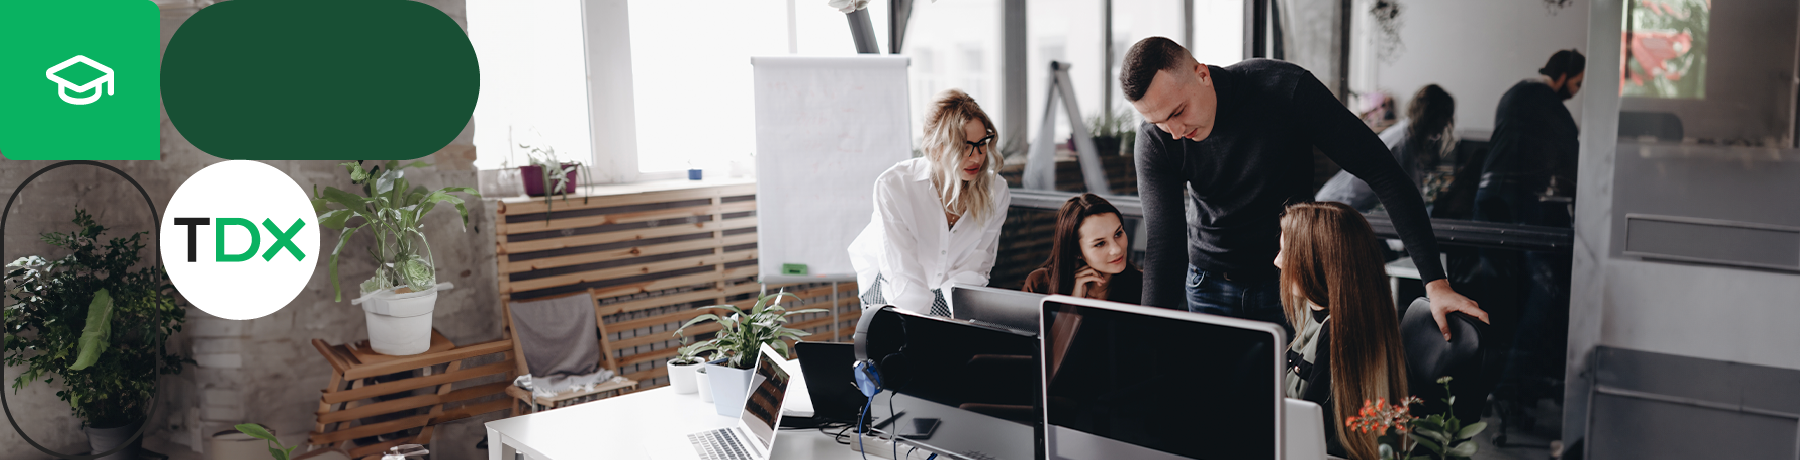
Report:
908,157,935,182
1209,64,1241,121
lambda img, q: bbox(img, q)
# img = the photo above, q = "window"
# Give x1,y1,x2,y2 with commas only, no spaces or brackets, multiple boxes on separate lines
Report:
627,0,789,174
1027,0,1106,147
467,0,592,171
900,0,1004,150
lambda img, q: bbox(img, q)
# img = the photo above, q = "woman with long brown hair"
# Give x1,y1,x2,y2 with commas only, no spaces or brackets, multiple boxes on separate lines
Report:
848,89,1011,316
1274,201,1409,460
1020,193,1141,303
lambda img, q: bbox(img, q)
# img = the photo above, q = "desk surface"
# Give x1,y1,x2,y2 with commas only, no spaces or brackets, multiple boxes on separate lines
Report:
485,386,929,460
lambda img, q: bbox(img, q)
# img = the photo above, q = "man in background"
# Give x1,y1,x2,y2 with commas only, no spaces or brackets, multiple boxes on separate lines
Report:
1121,36,1487,339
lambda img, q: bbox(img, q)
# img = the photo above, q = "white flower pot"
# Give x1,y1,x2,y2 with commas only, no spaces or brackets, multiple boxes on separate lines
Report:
668,360,702,394
696,367,714,403
356,283,451,355
707,363,755,418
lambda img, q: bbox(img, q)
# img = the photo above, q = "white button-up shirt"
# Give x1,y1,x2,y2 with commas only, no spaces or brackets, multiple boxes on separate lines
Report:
848,158,1012,314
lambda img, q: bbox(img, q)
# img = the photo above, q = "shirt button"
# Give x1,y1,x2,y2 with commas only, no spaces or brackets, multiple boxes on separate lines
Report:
940,250,946,255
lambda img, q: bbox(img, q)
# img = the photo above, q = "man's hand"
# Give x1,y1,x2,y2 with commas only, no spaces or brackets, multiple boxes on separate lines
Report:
1425,279,1489,341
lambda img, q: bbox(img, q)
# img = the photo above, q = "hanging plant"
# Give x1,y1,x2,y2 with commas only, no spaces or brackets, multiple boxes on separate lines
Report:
1370,0,1405,64
1542,0,1574,15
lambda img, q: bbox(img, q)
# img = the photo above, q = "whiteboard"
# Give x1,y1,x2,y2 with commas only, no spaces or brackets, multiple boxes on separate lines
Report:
752,56,911,282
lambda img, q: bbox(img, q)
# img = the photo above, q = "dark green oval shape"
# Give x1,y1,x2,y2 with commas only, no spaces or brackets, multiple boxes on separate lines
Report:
162,0,479,160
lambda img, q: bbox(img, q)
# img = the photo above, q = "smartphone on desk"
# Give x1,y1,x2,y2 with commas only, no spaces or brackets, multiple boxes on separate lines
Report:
898,418,941,440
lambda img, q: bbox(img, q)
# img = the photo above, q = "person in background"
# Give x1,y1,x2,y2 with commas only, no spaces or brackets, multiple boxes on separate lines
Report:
1316,84,1458,212
1476,48,1584,423
1021,193,1143,303
1477,49,1583,226
1119,36,1486,339
1275,201,1409,460
849,89,1012,316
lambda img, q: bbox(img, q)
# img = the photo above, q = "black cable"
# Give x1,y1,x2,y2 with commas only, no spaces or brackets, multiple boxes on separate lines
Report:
889,392,899,460
831,423,856,445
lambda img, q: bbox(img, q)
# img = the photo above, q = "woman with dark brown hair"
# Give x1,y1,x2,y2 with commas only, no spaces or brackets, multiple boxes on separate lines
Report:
1274,201,1409,460
1020,194,1141,303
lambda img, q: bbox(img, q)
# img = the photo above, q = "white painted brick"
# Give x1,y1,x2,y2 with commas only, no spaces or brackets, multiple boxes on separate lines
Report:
190,318,246,337
200,403,245,422
195,353,243,369
192,337,244,355
202,388,242,402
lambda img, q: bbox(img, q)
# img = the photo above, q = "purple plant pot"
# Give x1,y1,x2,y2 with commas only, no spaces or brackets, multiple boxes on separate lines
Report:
520,163,579,197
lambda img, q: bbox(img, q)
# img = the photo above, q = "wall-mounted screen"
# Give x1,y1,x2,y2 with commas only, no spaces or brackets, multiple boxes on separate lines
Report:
1621,0,1709,100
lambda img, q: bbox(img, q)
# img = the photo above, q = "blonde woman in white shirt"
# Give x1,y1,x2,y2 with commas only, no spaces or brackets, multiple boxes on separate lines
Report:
849,89,1012,316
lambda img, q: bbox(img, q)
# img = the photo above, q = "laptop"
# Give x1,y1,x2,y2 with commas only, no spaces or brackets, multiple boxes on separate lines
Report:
677,346,792,460
794,341,865,423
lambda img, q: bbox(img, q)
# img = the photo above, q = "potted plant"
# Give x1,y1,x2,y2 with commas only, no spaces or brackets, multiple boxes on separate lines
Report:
1084,107,1138,157
1344,377,1488,460
516,142,592,221
666,332,711,395
3,209,190,460
674,286,825,416
313,160,479,355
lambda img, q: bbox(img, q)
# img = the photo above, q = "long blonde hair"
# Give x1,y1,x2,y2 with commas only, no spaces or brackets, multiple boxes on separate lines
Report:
921,89,1004,222
1278,201,1409,460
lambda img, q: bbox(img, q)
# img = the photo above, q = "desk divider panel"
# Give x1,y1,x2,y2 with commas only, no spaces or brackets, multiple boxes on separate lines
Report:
494,182,859,389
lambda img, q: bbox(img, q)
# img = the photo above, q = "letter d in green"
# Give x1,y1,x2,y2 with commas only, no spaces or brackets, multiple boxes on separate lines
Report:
216,218,260,262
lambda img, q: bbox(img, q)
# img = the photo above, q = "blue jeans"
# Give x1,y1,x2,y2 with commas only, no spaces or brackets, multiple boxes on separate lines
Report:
1185,264,1292,336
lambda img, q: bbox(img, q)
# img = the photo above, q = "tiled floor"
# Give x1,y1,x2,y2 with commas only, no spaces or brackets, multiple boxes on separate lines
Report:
1472,399,1567,460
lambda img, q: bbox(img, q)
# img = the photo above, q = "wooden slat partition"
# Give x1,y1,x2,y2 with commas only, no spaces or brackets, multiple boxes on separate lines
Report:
308,331,514,459
493,181,856,391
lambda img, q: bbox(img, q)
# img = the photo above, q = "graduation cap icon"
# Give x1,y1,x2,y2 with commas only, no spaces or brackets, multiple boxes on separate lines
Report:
46,55,115,106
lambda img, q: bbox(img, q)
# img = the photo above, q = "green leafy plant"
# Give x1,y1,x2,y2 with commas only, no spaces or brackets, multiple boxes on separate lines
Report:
517,142,591,221
674,286,827,370
1084,107,1139,156
1345,377,1487,460
234,423,299,460
669,329,711,366
312,160,480,302
2,209,188,428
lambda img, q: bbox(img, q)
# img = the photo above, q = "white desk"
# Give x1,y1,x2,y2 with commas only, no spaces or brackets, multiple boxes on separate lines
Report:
484,387,927,460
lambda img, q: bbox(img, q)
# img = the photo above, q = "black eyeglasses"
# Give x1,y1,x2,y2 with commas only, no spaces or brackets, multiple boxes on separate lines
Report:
963,133,996,155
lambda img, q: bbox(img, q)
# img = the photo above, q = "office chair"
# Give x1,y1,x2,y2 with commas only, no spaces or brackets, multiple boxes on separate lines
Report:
1400,297,1486,424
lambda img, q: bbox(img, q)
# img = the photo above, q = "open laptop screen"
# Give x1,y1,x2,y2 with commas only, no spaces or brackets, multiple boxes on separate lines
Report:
1041,297,1282,460
741,350,790,451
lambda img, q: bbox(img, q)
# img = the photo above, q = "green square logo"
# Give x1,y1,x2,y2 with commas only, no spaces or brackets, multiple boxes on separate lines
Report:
0,0,160,160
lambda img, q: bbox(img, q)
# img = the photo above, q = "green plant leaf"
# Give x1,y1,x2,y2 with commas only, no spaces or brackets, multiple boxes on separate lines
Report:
317,209,354,230
270,446,287,460
1444,440,1477,457
1408,433,1441,452
326,223,369,302
1415,428,1449,444
235,423,279,443
68,289,113,371
319,187,371,220
1455,421,1487,440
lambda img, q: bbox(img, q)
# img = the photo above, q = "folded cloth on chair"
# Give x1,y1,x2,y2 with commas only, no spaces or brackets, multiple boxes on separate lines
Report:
509,294,603,382
513,371,617,400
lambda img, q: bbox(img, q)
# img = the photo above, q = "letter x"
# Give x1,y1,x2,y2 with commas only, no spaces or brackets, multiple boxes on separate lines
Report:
261,218,306,261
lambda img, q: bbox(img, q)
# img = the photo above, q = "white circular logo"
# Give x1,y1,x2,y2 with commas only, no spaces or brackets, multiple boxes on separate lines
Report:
161,160,320,320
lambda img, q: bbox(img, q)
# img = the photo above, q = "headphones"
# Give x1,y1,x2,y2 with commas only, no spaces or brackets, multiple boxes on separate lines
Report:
851,305,894,397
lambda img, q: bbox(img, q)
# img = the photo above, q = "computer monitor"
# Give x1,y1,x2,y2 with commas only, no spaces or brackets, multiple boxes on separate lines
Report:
860,307,1041,460
949,285,1046,333
794,341,863,423
1039,296,1285,460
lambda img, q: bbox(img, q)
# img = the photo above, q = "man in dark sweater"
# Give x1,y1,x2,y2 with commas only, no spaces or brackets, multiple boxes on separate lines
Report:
1477,49,1583,226
1121,37,1486,339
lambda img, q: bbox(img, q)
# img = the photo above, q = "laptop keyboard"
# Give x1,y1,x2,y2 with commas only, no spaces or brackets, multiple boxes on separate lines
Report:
687,428,753,460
